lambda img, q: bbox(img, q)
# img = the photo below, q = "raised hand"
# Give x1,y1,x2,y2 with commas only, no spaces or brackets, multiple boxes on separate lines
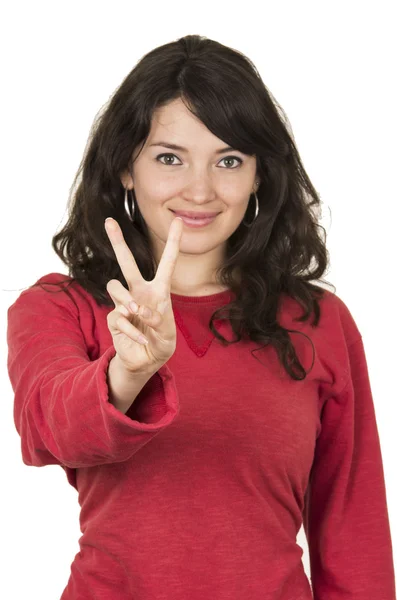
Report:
104,216,183,375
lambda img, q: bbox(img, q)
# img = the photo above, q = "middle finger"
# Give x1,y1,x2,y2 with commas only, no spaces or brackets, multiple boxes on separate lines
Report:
155,217,184,286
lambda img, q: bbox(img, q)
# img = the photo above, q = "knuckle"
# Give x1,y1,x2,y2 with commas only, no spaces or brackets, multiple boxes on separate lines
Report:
152,309,162,323
106,311,113,322
116,316,124,328
106,280,117,296
118,305,130,317
107,279,131,307
139,305,151,318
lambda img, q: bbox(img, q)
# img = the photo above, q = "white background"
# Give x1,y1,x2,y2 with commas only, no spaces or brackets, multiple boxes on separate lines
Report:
1,1,396,598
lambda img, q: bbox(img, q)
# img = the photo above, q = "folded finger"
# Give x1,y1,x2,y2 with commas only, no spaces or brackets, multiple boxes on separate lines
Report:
106,279,137,314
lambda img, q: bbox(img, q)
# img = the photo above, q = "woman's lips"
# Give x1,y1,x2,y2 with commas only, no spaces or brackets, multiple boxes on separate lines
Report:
171,210,220,219
170,210,218,228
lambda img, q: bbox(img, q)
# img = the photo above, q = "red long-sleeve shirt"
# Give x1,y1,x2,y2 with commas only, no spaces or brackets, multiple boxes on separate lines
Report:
7,272,396,599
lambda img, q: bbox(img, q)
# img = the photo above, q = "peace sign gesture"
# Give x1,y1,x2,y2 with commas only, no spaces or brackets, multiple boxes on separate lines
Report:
105,215,183,375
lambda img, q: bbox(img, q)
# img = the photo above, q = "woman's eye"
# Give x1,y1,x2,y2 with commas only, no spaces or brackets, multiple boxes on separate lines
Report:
219,156,243,168
156,153,242,168
156,153,182,166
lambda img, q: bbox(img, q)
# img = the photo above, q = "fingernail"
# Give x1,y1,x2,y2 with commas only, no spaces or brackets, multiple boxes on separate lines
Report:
105,218,116,231
129,301,139,313
140,306,151,318
138,335,149,345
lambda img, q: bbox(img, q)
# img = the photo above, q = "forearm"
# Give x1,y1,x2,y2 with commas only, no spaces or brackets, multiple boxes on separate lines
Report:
107,355,154,415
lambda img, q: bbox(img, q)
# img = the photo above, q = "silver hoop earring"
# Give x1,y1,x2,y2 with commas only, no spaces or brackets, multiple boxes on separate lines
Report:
242,191,259,227
124,187,135,222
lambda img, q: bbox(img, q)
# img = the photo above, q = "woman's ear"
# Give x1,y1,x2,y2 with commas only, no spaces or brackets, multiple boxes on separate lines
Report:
120,169,133,189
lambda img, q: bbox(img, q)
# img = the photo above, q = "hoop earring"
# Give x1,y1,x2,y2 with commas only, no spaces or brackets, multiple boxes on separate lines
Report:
242,191,259,227
124,187,135,222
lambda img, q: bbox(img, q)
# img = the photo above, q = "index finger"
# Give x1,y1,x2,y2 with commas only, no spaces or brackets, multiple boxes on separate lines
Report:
104,218,142,285
155,217,183,286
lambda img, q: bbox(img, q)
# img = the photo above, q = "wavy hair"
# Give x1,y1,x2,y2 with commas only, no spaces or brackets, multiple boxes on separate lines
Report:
34,34,335,381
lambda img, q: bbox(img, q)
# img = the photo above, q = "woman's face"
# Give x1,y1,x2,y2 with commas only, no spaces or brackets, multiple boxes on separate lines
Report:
120,98,260,266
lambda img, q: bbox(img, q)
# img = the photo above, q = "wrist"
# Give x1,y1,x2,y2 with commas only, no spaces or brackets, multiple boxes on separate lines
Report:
112,353,157,380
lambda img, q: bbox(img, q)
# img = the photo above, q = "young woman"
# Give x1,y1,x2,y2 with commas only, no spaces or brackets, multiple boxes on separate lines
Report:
7,34,396,599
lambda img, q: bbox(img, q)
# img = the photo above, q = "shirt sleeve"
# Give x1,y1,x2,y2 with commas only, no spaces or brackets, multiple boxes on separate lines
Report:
7,285,180,470
302,336,396,599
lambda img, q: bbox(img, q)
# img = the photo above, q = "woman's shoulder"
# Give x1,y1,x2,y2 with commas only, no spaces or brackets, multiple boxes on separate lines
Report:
10,272,91,315
278,286,362,347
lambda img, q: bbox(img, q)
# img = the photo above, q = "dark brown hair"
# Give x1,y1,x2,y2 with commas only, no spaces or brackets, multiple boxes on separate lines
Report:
33,34,335,380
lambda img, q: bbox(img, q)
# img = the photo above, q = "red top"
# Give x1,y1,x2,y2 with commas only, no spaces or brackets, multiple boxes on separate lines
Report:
7,272,396,600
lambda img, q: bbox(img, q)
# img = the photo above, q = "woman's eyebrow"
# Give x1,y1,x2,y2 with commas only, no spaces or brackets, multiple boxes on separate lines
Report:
148,141,238,155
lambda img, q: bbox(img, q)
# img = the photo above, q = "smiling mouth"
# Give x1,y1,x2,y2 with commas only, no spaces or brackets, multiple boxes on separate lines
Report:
169,210,219,227
170,210,220,219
